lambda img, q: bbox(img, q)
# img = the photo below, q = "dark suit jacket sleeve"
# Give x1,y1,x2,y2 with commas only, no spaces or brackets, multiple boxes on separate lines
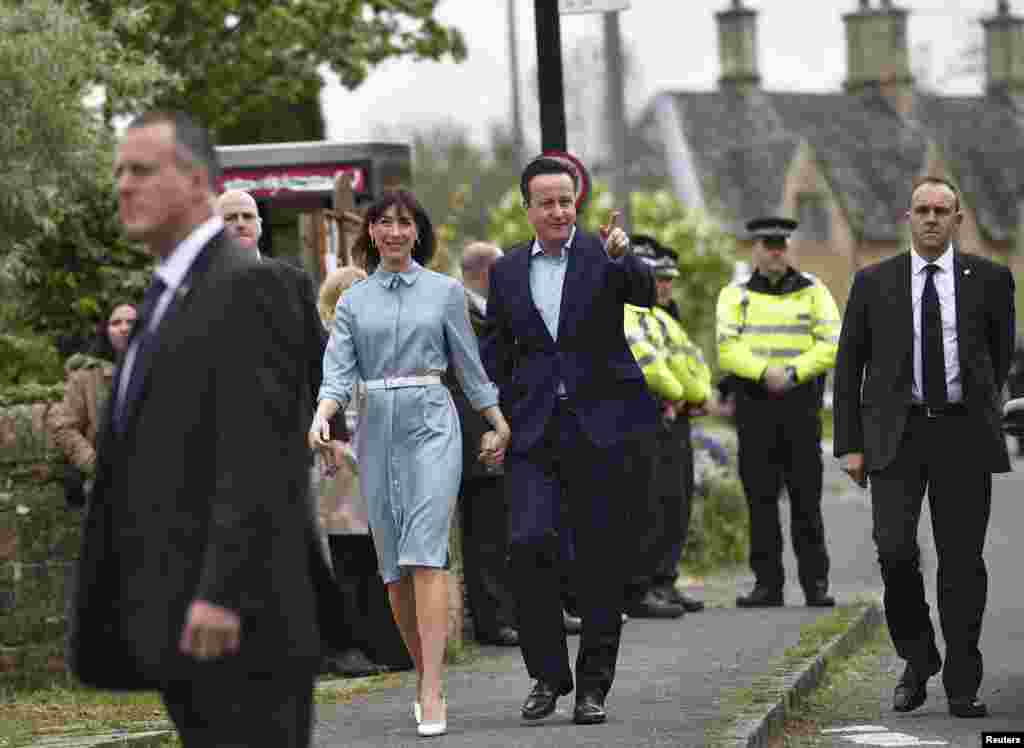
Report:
989,265,1016,391
614,252,655,308
195,262,305,611
833,269,870,458
482,260,516,391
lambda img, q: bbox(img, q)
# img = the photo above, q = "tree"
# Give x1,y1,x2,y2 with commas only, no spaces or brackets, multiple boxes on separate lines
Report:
487,183,735,357
77,0,468,139
0,0,167,372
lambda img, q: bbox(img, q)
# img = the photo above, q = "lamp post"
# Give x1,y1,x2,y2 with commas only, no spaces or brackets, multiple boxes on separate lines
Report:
534,0,567,152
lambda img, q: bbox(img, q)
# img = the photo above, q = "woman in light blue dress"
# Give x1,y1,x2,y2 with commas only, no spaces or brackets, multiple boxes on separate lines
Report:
310,190,510,737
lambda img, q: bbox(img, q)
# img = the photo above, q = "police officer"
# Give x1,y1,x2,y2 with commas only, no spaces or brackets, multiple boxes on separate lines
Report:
623,236,712,617
715,217,839,607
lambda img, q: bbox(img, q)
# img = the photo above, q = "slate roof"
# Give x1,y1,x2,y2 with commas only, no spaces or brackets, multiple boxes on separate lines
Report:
642,87,1024,242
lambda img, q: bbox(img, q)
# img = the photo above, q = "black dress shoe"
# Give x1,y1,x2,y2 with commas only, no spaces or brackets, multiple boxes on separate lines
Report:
563,609,583,636
626,590,685,619
521,680,570,720
480,625,519,646
573,691,607,725
804,581,835,607
736,586,783,608
893,662,938,712
948,696,988,718
656,584,705,612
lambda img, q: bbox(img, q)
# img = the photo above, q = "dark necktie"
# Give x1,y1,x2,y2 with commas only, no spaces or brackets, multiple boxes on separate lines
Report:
114,276,167,434
922,264,948,408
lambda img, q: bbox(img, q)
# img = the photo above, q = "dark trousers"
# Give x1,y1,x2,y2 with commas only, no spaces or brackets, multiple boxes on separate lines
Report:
327,534,412,670
650,416,695,590
506,400,628,698
162,667,314,748
736,398,829,592
460,475,517,639
870,408,991,699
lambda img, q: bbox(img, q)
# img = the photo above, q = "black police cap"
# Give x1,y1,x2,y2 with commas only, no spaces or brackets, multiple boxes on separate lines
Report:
746,216,798,240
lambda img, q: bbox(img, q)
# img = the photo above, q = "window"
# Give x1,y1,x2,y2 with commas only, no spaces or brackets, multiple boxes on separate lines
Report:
797,193,831,242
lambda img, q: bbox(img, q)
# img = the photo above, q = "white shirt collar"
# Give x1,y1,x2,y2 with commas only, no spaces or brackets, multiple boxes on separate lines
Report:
466,287,487,315
531,225,577,257
155,215,224,290
911,243,954,275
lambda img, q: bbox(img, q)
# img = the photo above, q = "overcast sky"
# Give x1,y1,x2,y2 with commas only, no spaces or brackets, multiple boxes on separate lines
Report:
321,0,1000,150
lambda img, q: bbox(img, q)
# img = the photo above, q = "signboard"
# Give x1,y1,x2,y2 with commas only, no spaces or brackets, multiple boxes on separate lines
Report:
559,0,630,15
217,164,368,200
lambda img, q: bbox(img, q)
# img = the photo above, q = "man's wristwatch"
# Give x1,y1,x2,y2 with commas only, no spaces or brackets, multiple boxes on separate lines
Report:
784,366,798,386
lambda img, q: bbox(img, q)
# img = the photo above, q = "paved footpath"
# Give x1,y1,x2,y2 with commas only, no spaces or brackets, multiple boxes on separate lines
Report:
795,453,1024,748
312,452,884,748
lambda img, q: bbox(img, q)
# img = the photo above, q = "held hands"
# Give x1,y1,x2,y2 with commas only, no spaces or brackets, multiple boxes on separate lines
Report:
600,210,630,259
762,366,792,394
842,452,868,489
479,428,510,467
179,599,241,661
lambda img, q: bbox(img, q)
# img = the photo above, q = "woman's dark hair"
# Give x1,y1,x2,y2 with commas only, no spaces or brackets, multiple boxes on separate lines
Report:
87,301,137,362
354,189,436,273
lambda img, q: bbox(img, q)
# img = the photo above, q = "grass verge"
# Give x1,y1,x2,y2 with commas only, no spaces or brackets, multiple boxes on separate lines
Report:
705,599,880,747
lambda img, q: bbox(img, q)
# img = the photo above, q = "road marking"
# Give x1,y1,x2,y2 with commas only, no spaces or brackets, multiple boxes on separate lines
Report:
820,725,948,746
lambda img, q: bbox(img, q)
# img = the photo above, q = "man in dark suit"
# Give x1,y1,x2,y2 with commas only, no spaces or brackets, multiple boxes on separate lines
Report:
69,111,344,747
834,176,1015,719
216,188,387,678
482,157,658,726
452,241,519,647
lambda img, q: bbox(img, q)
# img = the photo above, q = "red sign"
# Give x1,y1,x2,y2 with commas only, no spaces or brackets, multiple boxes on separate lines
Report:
217,164,367,199
541,150,591,211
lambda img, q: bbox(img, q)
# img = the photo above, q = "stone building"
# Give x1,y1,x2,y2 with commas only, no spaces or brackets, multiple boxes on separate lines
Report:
634,0,1024,306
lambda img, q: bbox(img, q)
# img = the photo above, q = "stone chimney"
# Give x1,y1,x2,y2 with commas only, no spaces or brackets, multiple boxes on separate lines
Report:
716,0,760,95
983,1,1024,99
843,1,915,117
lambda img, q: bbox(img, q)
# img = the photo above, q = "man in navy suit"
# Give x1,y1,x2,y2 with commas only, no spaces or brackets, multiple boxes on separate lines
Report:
482,157,658,725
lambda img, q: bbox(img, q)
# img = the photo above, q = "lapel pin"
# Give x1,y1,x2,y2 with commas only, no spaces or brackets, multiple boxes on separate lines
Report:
176,283,191,299
964,269,971,276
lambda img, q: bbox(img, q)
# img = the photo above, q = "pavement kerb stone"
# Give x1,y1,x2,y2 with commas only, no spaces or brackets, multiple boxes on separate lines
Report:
726,601,885,748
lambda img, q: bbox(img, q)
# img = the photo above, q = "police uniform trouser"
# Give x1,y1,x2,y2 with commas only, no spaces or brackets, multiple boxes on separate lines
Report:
651,416,694,589
736,393,829,593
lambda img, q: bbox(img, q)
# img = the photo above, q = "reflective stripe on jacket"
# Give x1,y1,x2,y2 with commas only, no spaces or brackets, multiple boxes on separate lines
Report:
624,304,685,402
651,306,712,404
715,269,840,384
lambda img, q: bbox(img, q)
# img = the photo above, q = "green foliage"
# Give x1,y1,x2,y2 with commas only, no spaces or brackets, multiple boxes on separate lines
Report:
683,473,749,575
0,337,63,388
487,183,736,350
0,384,66,409
79,0,468,138
0,0,165,356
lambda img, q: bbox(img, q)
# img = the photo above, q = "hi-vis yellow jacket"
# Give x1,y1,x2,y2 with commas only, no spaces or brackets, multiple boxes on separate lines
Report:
625,304,712,404
716,269,840,384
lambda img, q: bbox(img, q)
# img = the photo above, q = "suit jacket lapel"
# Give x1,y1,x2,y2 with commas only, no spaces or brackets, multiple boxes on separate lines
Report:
896,251,914,363
123,236,218,433
555,237,586,343
953,251,973,388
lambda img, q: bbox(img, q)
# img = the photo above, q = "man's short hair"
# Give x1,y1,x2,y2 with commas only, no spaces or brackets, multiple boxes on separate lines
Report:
460,241,502,276
911,175,961,213
127,110,221,190
520,156,579,205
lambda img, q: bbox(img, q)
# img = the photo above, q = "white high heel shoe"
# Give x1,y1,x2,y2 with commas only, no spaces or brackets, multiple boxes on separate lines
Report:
416,698,447,737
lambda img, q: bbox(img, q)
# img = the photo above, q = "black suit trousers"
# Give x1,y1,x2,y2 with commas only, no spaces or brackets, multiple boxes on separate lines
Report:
505,400,627,697
459,475,517,639
162,666,314,748
870,408,992,699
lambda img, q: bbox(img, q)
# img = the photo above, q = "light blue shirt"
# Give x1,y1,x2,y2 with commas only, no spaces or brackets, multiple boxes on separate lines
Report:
529,225,577,341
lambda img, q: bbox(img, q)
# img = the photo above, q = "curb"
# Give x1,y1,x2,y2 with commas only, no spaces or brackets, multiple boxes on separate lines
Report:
727,601,885,748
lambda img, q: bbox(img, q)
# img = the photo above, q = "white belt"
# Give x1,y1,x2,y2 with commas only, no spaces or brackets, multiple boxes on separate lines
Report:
364,375,442,391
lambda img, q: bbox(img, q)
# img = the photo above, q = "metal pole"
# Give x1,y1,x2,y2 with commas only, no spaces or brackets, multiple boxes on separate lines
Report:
508,0,525,163
534,0,567,152
604,10,631,231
